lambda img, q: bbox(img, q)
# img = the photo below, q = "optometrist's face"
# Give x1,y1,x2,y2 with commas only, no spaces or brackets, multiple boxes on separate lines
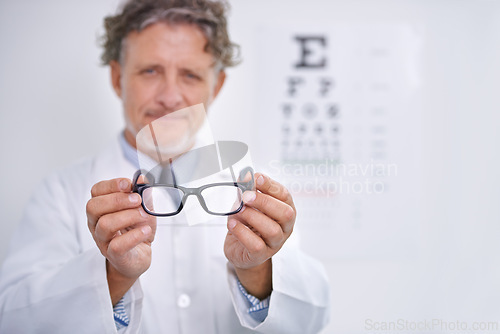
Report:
110,23,225,150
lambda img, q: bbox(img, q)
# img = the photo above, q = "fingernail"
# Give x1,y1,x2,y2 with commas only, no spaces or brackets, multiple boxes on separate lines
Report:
139,208,148,218
228,219,237,230
242,191,256,203
129,193,140,204
120,179,129,191
257,175,265,186
141,225,151,235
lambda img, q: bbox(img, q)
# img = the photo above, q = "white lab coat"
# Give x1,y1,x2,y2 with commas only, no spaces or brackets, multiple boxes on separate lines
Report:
0,137,330,333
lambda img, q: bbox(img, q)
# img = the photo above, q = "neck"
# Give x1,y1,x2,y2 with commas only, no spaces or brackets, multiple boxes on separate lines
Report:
124,129,137,149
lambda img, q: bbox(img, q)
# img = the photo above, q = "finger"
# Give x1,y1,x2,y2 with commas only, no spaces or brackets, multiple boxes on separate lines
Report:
91,178,132,198
137,175,149,184
87,192,142,232
227,218,267,256
254,173,295,209
238,169,253,183
107,225,152,259
94,207,149,244
242,191,295,228
235,206,285,249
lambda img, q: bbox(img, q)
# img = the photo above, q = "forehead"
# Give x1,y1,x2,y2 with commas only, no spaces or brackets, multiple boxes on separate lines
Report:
122,22,214,67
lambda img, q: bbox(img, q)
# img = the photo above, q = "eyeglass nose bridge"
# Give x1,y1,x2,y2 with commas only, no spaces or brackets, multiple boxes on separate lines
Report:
177,187,210,212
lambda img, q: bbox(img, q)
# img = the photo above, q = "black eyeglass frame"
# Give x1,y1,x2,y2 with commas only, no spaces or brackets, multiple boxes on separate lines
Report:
132,167,255,217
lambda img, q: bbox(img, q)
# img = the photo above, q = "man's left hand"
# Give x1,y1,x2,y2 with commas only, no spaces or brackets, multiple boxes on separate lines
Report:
224,173,296,299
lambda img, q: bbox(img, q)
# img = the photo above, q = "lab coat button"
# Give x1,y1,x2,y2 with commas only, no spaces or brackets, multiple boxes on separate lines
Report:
177,294,191,308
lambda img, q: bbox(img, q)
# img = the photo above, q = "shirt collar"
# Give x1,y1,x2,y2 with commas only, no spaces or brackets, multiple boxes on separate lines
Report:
119,131,199,184
119,132,139,169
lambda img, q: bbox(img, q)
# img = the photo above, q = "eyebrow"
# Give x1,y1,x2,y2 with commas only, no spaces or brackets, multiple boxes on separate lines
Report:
133,63,209,73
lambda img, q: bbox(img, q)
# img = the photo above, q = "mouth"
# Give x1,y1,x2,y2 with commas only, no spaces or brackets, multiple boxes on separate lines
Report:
145,111,189,122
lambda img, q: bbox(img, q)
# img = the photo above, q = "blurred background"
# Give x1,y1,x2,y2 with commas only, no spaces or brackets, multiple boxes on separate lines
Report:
1,0,500,333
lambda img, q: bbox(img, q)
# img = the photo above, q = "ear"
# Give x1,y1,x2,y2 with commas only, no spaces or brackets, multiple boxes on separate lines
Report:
211,70,226,100
110,60,123,98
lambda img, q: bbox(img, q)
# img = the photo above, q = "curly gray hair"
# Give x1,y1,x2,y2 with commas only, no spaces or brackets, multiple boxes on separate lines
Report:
100,0,240,70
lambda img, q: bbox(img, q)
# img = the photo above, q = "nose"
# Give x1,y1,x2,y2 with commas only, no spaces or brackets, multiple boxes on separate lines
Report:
155,76,183,110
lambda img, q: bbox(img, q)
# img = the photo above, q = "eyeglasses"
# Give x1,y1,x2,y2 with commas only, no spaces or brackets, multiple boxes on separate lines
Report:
132,167,254,217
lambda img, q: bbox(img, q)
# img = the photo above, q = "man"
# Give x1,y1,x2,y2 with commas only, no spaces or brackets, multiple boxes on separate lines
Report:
0,0,330,333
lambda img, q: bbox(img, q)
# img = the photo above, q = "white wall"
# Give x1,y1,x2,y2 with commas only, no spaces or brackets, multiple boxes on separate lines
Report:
1,1,500,333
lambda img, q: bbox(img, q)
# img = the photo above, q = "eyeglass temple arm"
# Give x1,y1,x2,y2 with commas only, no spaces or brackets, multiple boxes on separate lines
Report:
132,169,156,191
236,166,255,191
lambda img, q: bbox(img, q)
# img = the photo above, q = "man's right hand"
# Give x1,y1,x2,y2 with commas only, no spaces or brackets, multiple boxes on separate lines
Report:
86,178,156,305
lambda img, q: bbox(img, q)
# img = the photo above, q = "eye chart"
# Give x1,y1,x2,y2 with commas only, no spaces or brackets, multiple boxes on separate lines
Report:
255,24,422,260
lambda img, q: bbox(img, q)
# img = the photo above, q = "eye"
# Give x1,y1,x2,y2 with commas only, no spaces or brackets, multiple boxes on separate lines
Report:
141,68,157,75
184,71,202,81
